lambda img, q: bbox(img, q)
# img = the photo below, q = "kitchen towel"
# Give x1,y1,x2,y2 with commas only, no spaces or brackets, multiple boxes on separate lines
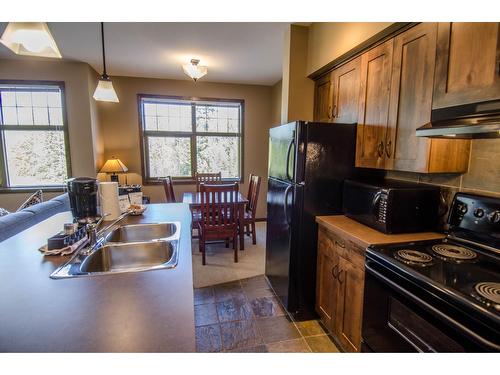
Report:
99,181,121,221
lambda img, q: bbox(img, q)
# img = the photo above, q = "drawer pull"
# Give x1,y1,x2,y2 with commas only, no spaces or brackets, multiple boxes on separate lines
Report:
335,240,345,248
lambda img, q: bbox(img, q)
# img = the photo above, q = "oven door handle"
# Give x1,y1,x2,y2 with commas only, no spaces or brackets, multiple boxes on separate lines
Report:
365,263,500,351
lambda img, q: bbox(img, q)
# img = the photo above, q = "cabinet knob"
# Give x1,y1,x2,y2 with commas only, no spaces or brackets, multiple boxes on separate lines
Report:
385,140,392,158
338,269,345,284
377,141,384,157
331,264,339,278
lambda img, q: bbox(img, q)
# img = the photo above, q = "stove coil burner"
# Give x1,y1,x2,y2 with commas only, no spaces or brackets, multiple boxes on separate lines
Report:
395,249,433,267
472,282,500,311
431,244,477,262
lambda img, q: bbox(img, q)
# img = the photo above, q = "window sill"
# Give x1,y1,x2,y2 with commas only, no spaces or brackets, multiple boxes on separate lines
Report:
0,186,66,194
144,178,243,186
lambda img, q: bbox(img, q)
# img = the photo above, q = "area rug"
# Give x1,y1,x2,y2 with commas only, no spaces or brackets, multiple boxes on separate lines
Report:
191,222,266,288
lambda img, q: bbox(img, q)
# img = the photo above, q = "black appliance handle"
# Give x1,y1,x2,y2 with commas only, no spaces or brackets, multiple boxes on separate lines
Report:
365,262,500,351
283,184,293,226
285,133,295,181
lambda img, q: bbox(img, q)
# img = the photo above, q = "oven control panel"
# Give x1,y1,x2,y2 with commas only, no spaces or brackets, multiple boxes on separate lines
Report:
449,193,500,247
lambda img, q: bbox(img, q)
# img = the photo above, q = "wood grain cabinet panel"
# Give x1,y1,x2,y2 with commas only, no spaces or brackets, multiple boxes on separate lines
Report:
316,227,366,352
316,229,341,330
433,22,500,109
335,255,365,353
355,39,394,169
314,72,334,122
332,57,361,124
385,22,470,173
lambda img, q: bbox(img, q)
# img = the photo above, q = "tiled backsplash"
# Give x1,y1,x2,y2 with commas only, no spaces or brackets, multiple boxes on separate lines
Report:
386,139,500,230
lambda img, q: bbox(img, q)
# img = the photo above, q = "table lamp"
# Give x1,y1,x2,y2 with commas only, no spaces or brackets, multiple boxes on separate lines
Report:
99,157,128,183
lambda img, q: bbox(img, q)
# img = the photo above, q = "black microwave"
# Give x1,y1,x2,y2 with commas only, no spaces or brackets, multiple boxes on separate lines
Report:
342,179,440,234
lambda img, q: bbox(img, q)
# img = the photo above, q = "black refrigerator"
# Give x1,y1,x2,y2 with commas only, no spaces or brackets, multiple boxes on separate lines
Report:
265,120,379,320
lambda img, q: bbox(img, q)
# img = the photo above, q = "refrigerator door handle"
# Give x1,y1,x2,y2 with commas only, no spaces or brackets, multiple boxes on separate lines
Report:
283,184,293,226
285,133,295,181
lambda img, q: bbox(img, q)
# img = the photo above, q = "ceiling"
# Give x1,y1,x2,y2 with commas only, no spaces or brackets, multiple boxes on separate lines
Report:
0,22,288,85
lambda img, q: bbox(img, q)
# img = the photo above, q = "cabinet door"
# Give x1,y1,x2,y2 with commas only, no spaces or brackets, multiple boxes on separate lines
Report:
385,23,437,172
335,255,365,353
355,39,394,169
332,57,361,124
316,230,341,330
314,72,334,122
433,22,500,109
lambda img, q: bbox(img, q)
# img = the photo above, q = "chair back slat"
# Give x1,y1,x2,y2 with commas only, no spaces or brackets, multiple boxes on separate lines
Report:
200,182,238,229
196,172,222,192
162,176,176,203
246,174,261,218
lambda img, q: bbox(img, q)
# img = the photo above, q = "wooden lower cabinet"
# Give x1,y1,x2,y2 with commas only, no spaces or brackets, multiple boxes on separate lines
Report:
316,226,365,352
335,254,365,352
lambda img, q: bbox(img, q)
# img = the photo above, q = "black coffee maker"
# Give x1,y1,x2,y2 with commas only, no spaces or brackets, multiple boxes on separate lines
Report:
67,177,99,224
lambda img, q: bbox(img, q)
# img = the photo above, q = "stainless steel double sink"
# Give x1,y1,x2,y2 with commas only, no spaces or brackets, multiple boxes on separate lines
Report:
50,222,181,279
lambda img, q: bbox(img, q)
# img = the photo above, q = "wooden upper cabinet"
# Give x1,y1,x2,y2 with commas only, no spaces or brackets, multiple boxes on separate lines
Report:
314,72,334,122
355,39,394,169
385,23,471,173
433,22,500,109
332,57,361,124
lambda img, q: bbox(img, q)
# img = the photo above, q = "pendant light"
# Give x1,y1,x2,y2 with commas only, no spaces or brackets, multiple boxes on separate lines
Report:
182,59,208,82
0,22,61,58
93,22,119,103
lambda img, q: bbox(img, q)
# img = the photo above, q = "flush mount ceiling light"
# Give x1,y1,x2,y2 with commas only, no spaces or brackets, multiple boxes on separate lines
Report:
0,22,61,58
93,22,119,103
182,59,208,82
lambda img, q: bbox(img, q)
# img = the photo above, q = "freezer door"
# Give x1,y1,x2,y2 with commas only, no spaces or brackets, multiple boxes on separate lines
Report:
265,178,295,308
268,122,299,183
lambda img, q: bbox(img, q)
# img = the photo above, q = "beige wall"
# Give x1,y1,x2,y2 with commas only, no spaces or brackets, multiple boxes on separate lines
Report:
97,76,273,218
281,25,314,123
307,22,393,76
0,59,101,211
270,80,282,127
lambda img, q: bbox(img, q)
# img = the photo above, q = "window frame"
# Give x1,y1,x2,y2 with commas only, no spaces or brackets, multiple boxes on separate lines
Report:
137,94,245,185
0,80,72,192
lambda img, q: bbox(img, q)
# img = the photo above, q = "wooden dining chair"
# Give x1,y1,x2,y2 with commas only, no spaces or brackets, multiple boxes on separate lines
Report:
162,176,176,203
198,182,239,265
195,172,222,192
243,174,261,245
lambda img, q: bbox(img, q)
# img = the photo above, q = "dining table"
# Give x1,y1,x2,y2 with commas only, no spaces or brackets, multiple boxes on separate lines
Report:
182,191,249,250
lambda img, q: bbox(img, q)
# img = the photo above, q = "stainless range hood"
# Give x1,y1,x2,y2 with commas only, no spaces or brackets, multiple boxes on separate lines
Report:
416,99,500,139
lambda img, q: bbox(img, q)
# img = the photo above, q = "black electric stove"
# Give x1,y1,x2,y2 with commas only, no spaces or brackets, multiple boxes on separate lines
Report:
362,192,500,352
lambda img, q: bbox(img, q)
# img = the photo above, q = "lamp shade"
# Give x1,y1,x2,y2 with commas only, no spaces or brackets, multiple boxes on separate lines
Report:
182,59,208,82
93,77,119,103
0,22,62,58
99,157,128,173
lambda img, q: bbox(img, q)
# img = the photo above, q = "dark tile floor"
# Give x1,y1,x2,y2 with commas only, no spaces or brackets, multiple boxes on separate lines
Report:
194,275,340,353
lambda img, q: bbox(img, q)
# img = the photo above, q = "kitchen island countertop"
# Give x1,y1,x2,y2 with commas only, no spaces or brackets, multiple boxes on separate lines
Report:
0,203,195,352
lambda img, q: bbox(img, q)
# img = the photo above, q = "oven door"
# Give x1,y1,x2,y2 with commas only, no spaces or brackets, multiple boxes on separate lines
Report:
361,258,500,352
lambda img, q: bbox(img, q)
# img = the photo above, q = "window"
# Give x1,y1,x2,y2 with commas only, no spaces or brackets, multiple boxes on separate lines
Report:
138,95,244,182
0,82,70,189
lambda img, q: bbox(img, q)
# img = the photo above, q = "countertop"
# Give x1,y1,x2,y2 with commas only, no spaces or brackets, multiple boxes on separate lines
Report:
316,215,445,248
0,203,195,352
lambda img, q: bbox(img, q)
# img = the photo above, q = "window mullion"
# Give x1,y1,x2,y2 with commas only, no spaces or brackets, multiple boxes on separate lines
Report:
191,102,197,178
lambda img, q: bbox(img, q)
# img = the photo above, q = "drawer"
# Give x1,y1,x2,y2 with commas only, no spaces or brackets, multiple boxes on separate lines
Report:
318,225,365,268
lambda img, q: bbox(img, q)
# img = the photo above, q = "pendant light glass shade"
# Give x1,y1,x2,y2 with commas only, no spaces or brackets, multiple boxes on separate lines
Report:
93,22,119,103
0,22,62,58
182,59,208,82
93,76,119,103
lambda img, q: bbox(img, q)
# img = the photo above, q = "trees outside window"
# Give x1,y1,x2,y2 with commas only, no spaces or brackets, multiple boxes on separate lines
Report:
138,95,243,183
0,82,70,188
